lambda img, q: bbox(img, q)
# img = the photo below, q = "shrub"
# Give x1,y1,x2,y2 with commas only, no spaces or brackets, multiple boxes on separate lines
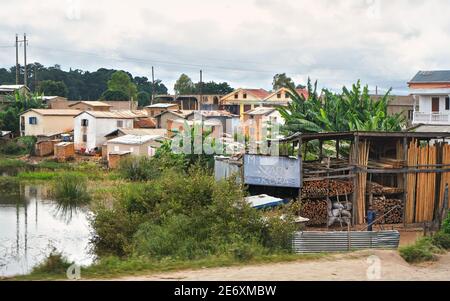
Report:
31,249,73,275
432,232,450,250
0,136,36,155
399,237,441,263
53,173,91,207
118,156,161,181
442,212,450,234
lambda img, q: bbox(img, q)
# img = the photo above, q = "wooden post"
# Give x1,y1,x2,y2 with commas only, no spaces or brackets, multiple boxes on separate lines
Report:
352,134,359,226
402,137,408,227
319,139,323,160
336,139,340,160
298,137,303,202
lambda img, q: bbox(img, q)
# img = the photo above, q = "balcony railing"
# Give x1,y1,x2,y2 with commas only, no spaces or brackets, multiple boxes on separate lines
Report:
413,112,450,125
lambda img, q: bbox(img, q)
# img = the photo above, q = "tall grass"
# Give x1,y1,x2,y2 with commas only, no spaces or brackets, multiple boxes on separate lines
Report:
53,173,91,208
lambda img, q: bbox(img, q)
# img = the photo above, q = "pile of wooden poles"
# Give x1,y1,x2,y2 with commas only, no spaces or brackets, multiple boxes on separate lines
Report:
415,144,436,222
301,180,353,198
439,143,450,210
373,197,403,224
353,140,370,225
406,140,418,223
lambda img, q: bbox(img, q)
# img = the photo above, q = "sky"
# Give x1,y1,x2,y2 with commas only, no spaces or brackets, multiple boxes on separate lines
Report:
1,0,450,94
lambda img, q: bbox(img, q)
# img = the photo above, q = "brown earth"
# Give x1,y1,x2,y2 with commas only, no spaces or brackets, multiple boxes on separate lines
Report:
114,249,450,281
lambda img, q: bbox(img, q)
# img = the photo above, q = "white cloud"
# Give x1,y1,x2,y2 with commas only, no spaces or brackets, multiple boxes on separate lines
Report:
1,0,450,94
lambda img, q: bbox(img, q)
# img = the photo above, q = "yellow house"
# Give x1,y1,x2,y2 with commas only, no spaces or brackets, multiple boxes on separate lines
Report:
220,87,308,118
20,109,81,137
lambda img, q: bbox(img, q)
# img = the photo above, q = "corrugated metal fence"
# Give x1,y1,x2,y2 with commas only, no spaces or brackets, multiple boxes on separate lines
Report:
292,231,400,253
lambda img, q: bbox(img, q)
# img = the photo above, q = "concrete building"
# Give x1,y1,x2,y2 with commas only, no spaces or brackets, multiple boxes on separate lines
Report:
371,94,415,126
145,103,179,117
154,110,193,129
105,134,163,161
154,94,223,110
409,70,450,125
220,87,308,118
19,109,81,137
73,111,138,152
242,107,285,141
186,110,240,135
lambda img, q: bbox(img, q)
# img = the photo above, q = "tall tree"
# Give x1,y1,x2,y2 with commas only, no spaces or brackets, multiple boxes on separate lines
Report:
105,71,138,101
272,73,295,90
193,81,233,94
174,74,195,95
37,80,69,97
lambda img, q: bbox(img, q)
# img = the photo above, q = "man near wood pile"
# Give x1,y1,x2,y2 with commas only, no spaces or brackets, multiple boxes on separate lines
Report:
366,205,376,231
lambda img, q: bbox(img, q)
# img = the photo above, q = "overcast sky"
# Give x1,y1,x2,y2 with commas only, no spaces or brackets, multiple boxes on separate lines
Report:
1,0,450,94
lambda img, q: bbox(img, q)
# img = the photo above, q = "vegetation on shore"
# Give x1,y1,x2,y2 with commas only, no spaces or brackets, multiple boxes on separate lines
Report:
399,213,450,263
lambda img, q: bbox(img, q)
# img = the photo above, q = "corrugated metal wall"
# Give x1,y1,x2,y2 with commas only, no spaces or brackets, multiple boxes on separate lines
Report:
292,231,400,253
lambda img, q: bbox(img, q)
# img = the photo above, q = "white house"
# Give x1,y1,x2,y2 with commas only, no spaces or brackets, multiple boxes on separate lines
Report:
74,111,138,151
409,71,450,125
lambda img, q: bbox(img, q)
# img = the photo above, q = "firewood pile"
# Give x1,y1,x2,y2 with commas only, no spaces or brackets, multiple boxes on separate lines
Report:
372,197,403,224
301,180,353,198
368,181,403,195
300,199,328,226
300,199,352,227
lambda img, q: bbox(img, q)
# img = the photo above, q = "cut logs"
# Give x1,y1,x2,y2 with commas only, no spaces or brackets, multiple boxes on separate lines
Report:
301,180,353,199
300,199,328,226
372,197,403,224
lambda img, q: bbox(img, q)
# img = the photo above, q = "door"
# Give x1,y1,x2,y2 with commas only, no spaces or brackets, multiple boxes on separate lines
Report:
432,97,440,112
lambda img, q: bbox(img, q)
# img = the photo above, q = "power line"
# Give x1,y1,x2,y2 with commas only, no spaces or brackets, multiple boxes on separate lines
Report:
29,45,279,74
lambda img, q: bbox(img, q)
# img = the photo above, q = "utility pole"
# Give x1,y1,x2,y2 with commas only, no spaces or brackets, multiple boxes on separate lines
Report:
199,69,203,111
15,34,19,84
23,33,28,88
34,64,38,90
151,66,155,105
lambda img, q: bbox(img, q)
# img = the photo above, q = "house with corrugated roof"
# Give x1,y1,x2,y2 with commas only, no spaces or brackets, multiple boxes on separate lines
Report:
73,110,141,152
68,101,112,111
19,109,81,137
409,70,450,125
0,84,29,103
242,107,285,141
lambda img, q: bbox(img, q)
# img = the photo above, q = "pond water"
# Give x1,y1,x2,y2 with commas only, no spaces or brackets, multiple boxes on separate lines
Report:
0,180,94,277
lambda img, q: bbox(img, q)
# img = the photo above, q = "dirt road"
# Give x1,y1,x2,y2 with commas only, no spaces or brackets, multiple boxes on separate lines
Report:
117,250,450,281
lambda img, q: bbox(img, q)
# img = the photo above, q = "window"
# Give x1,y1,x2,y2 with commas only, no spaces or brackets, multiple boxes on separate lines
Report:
234,93,238,99
408,110,414,120
29,117,37,125
285,93,289,98
82,134,87,142
114,146,119,152
117,120,124,128
81,119,89,126
277,93,281,99
243,93,247,99
446,97,450,110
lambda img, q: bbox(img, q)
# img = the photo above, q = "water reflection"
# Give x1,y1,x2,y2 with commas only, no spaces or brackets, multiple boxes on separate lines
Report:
0,182,94,277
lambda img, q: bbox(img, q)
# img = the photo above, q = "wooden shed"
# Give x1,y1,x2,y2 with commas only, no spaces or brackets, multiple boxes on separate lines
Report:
35,139,60,157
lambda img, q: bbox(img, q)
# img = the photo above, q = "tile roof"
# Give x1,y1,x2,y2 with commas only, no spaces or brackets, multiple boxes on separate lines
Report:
409,70,450,83
245,89,271,99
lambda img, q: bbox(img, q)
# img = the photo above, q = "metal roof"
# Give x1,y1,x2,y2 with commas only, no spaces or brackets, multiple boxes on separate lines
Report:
409,70,450,83
244,107,277,115
188,110,239,118
107,134,162,145
68,101,112,107
245,194,288,209
0,84,28,92
146,103,178,108
22,109,81,116
77,110,141,119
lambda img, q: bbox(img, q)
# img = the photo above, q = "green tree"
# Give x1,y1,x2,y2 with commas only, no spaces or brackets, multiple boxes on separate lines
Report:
106,71,138,101
37,80,68,97
272,73,295,90
137,91,151,107
100,90,129,101
193,81,234,94
174,74,195,95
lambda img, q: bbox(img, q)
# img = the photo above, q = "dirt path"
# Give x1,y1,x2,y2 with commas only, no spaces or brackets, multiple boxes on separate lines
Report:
115,250,450,281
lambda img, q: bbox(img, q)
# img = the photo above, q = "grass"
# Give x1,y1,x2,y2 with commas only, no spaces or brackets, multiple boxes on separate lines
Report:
13,252,328,280
0,158,27,168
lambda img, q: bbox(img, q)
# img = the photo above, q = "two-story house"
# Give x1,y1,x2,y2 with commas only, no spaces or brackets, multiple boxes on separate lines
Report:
73,111,139,152
409,71,450,125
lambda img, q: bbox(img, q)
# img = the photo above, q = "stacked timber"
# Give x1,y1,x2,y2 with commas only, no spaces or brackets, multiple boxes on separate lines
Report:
406,140,418,223
415,145,436,222
368,181,403,195
372,197,403,224
300,199,328,226
351,140,370,224
439,144,450,210
301,180,353,198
